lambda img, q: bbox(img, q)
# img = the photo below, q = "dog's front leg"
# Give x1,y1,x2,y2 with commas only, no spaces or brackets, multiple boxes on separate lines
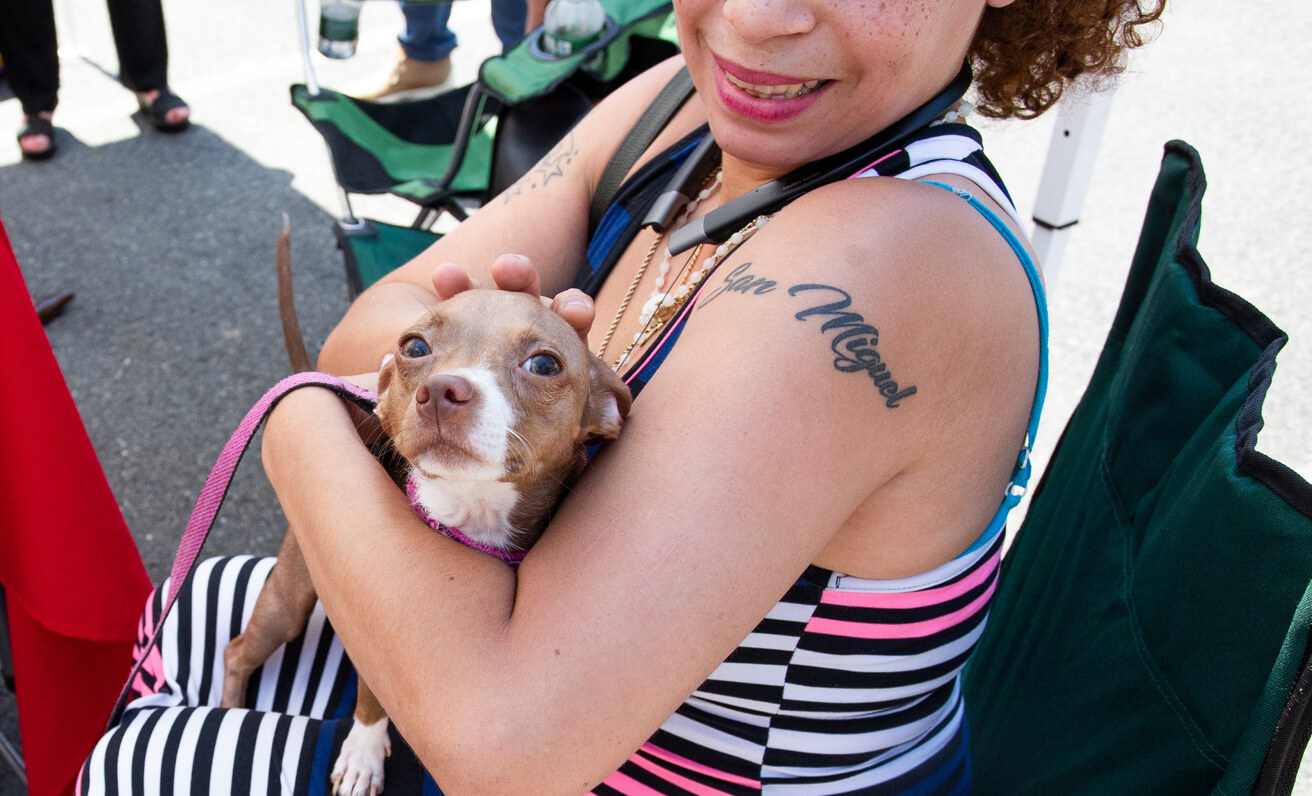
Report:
331,680,391,796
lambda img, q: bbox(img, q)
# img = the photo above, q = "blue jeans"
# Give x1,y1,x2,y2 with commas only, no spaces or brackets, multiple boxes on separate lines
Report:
399,0,527,62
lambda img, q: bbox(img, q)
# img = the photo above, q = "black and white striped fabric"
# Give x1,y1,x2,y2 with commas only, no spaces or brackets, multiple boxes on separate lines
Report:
78,556,438,796
590,536,1003,795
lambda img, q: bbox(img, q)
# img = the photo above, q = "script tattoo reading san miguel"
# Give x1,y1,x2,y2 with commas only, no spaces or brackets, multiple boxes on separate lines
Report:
702,262,917,408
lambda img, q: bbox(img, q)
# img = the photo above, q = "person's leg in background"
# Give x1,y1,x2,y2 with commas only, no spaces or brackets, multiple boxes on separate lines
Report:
357,0,457,101
357,0,533,101
490,0,528,52
104,0,189,130
0,0,61,158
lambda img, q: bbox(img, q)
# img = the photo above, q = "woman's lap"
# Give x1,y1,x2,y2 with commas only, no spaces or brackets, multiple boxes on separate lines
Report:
80,556,440,795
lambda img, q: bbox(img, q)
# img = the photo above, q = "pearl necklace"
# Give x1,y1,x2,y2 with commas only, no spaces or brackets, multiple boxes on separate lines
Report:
631,211,768,349
604,211,771,371
595,167,722,365
932,99,973,126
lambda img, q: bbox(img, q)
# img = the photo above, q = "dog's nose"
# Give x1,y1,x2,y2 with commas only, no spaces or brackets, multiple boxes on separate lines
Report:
417,374,475,421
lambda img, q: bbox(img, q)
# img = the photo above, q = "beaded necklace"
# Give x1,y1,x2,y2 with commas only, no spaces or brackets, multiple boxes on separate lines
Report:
595,169,771,371
595,167,719,365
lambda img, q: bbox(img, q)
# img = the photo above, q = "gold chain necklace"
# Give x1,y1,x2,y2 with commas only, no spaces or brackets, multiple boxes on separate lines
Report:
595,167,723,365
594,230,664,362
604,212,771,371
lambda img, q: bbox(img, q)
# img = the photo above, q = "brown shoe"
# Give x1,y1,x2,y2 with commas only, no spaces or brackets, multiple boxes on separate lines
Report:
353,48,452,101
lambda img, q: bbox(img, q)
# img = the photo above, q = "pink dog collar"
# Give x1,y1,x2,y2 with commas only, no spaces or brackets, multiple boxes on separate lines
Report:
405,478,527,568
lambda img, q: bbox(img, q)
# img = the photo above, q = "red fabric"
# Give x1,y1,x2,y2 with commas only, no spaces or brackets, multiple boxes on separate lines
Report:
0,218,152,796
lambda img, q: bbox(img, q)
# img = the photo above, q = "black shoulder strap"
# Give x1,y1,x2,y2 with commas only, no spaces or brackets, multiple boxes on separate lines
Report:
588,66,695,236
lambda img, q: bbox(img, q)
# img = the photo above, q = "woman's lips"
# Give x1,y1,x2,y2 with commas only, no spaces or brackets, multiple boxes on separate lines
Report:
712,55,831,122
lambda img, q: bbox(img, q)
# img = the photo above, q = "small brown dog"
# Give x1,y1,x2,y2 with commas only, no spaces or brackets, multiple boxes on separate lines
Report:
223,287,630,796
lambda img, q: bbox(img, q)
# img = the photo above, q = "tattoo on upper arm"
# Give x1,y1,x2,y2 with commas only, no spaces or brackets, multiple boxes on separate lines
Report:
700,262,777,306
700,262,917,408
500,133,580,206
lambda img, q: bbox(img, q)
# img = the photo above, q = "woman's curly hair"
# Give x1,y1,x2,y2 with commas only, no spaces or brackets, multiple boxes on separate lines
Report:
969,0,1167,119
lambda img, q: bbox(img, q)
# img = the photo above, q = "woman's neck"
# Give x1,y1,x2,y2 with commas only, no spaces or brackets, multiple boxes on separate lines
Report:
718,149,792,203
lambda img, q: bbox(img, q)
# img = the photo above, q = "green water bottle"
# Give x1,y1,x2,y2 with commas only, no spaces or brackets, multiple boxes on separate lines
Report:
539,0,608,58
318,0,364,59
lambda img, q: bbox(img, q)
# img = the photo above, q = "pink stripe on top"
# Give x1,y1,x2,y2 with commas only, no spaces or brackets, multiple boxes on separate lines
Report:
807,581,998,640
819,551,1000,611
596,771,668,796
628,753,743,796
640,744,762,789
846,150,900,179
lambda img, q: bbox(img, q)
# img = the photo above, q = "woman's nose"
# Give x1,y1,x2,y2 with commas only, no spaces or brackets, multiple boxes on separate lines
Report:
722,0,817,42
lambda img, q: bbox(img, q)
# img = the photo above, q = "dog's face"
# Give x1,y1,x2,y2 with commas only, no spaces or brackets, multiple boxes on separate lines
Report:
374,290,631,544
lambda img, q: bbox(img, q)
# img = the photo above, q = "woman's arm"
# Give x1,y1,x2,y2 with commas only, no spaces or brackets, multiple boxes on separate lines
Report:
264,174,1041,794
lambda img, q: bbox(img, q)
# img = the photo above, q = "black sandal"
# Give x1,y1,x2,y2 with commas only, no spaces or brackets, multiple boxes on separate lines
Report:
136,88,190,133
17,115,56,160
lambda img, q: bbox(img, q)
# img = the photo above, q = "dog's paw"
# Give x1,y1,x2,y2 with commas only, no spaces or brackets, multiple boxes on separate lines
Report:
330,718,391,796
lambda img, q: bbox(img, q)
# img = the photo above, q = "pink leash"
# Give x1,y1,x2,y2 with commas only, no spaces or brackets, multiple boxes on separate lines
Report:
109,372,378,724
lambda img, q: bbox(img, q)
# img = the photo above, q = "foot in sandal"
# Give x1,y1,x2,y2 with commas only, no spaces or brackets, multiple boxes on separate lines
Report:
18,112,56,160
135,88,190,132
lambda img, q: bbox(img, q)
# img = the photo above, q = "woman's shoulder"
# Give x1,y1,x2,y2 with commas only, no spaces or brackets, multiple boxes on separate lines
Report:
695,173,1042,435
751,174,1035,310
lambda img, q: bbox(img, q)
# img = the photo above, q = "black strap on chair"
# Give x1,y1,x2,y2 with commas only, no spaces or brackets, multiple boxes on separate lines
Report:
1254,623,1312,794
588,66,695,237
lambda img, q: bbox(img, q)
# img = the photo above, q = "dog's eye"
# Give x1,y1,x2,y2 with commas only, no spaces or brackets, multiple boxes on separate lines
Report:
399,337,431,358
521,353,563,377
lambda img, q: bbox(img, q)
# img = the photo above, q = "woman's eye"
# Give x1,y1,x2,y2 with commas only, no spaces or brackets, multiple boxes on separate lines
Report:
399,337,431,358
522,353,563,377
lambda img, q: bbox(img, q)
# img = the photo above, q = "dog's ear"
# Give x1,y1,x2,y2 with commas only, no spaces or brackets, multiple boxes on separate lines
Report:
376,354,396,402
581,359,632,442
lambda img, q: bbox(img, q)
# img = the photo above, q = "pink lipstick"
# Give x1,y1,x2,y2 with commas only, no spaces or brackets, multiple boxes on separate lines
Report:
712,55,831,123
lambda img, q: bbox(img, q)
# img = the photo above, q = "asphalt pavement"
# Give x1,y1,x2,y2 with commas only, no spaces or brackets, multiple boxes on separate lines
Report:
0,0,1309,792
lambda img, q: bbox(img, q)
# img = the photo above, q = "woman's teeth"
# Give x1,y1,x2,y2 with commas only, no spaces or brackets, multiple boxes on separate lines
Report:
725,72,825,100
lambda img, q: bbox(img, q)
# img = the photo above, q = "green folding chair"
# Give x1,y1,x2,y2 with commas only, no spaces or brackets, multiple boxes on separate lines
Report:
961,141,1312,794
290,0,679,297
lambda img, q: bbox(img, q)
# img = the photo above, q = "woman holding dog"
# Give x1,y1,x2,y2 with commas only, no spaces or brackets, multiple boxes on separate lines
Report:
83,0,1164,792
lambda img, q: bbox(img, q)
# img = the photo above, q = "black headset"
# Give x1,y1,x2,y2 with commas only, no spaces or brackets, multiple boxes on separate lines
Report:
643,63,973,255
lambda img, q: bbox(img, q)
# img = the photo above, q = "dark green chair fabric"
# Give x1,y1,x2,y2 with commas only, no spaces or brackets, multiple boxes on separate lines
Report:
962,140,1312,794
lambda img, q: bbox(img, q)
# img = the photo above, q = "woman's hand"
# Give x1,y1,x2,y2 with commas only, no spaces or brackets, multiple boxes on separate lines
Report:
432,253,597,344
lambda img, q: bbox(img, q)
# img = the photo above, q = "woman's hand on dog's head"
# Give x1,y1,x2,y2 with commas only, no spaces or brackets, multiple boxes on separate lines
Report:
432,254,596,345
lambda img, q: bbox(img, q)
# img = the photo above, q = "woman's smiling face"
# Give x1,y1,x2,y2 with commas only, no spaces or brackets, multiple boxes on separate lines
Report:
675,0,1008,176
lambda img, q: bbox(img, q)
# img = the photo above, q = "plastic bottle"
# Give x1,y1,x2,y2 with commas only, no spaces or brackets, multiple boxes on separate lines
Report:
539,0,608,59
318,0,365,59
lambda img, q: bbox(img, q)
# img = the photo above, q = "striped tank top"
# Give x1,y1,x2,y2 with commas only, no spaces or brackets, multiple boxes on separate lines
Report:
580,121,1049,795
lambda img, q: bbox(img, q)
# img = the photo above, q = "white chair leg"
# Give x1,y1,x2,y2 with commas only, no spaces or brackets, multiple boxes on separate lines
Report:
1030,86,1116,282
